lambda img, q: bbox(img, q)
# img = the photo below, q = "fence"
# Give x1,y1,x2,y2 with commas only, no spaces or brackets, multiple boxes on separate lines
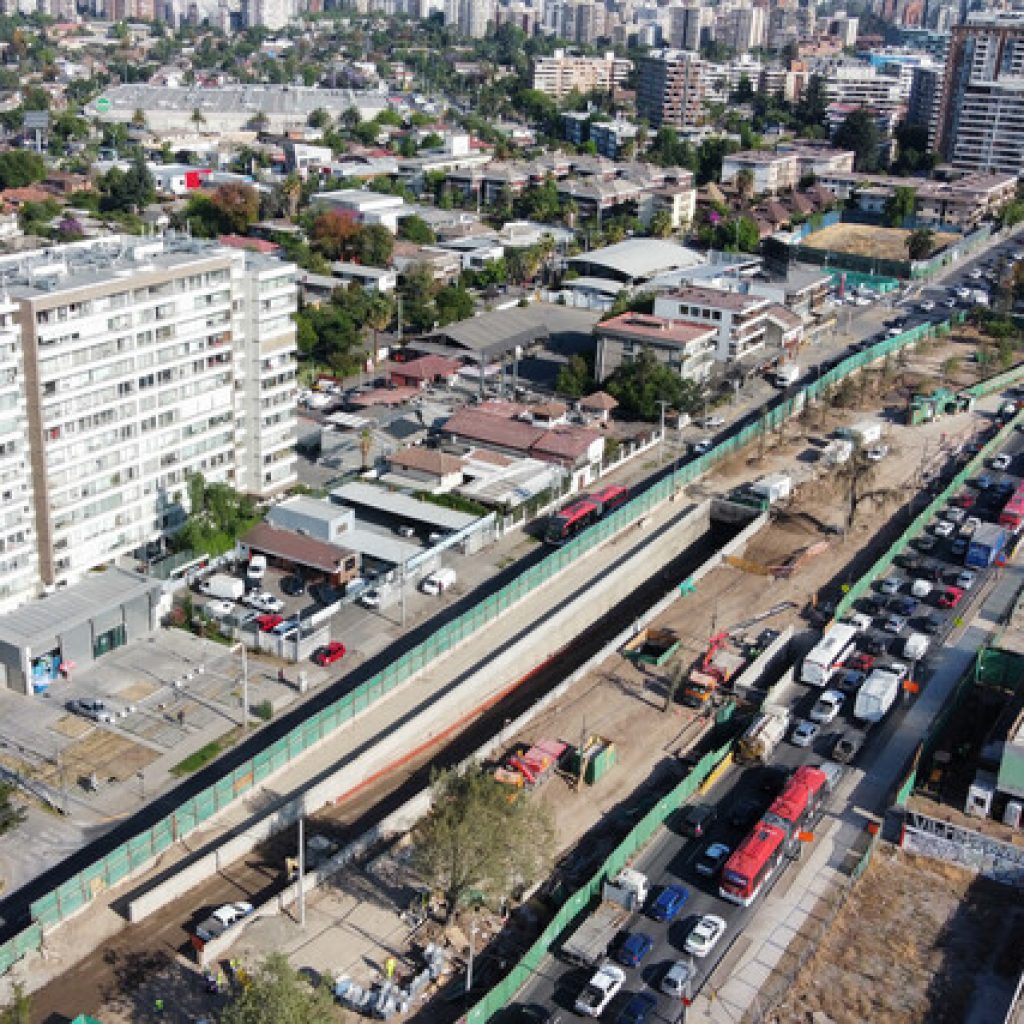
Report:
0,312,966,978
465,737,735,1024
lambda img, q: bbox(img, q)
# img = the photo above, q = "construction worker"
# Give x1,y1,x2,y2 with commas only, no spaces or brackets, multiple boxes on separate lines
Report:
385,957,396,980
154,996,164,1014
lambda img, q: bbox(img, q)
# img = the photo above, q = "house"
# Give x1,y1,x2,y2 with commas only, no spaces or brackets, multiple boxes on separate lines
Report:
384,447,465,491
594,312,719,382
721,151,799,195
579,391,619,424
529,401,568,427
389,354,462,389
239,522,360,587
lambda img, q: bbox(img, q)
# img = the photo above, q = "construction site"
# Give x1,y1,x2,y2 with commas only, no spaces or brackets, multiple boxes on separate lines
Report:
18,320,1019,1024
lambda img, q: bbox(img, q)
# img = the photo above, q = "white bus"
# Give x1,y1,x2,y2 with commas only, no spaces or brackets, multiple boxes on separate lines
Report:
801,623,859,687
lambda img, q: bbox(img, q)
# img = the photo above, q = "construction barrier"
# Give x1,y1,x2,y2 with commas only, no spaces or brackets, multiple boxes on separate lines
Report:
0,312,970,976
464,736,736,1024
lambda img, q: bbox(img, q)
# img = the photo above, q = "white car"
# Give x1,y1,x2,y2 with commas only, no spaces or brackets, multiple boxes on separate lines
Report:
195,901,254,941
934,520,955,538
879,576,901,595
957,570,977,590
919,300,935,312
845,612,873,632
992,454,1013,471
206,600,236,619
809,689,845,724
244,591,284,614
969,268,983,280
575,963,626,1017
684,914,727,958
692,438,713,455
701,415,725,429
910,578,933,599
945,507,966,525
887,660,910,681
791,719,820,747
246,554,267,582
956,287,972,301
866,445,889,462
360,588,382,608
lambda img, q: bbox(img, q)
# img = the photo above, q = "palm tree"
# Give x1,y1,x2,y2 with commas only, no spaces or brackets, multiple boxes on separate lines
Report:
281,173,302,220
359,427,373,471
190,107,205,129
364,292,394,362
131,108,146,129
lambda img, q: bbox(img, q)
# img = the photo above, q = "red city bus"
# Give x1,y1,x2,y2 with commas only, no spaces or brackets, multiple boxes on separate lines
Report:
999,482,1024,530
588,484,629,517
719,823,788,905
544,496,600,545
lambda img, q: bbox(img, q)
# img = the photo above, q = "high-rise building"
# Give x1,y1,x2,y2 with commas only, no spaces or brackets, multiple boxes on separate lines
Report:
907,63,943,150
6,235,297,593
444,0,496,37
936,15,1024,173
532,50,633,99
669,3,710,51
637,48,704,130
719,5,767,55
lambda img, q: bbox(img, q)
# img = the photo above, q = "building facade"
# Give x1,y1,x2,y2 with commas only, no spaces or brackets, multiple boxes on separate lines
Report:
637,49,704,130
937,16,1024,174
7,235,297,594
532,50,632,99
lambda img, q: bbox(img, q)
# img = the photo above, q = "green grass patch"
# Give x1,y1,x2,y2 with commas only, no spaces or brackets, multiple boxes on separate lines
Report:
170,729,241,776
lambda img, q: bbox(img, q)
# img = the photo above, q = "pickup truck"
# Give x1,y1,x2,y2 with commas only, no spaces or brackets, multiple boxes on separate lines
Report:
561,869,649,967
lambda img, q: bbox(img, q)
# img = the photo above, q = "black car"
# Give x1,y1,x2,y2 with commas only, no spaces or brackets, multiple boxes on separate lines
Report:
280,575,305,596
859,633,887,656
310,583,343,605
889,596,919,617
858,595,883,616
728,797,763,830
680,803,717,838
919,562,944,582
918,612,943,635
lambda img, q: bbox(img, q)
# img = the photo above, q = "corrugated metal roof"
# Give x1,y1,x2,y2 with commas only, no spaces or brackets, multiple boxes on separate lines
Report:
330,481,478,530
0,568,160,647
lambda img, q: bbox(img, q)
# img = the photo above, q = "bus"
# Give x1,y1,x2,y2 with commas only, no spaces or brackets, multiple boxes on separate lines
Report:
719,823,788,905
720,765,829,905
999,482,1024,530
800,623,859,687
544,485,630,545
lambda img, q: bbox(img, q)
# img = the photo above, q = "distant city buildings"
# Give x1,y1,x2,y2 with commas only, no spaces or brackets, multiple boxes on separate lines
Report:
531,50,632,100
637,49,704,131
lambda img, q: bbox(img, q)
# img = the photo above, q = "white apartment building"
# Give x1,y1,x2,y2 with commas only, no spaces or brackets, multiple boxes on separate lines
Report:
0,299,38,613
532,50,633,99
653,285,773,362
8,235,297,591
721,151,799,195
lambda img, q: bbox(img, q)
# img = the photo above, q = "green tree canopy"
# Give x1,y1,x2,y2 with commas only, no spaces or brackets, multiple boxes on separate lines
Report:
883,185,916,227
435,283,474,325
220,953,336,1024
604,348,704,421
399,213,436,245
556,353,593,398
834,107,881,172
0,150,45,189
411,763,555,919
905,226,936,261
356,223,394,267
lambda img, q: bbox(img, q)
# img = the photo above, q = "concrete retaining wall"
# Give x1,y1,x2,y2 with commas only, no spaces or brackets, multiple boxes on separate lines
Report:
128,499,723,925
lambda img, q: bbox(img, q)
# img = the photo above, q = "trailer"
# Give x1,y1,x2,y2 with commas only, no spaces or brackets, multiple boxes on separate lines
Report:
966,523,1007,569
561,870,648,967
736,705,791,764
622,628,680,666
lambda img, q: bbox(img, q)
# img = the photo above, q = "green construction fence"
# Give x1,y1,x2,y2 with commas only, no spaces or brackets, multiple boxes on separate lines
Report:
465,736,735,1024
2,311,971,975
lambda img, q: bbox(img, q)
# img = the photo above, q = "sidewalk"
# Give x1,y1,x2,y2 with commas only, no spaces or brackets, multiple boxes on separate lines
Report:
694,559,1024,1023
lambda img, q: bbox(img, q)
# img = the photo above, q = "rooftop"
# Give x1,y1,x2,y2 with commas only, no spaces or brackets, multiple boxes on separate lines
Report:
389,447,465,475
242,523,354,574
331,481,478,530
665,284,770,312
596,311,718,346
567,239,704,281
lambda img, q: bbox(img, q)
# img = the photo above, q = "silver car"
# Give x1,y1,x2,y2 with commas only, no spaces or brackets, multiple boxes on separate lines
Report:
661,960,695,998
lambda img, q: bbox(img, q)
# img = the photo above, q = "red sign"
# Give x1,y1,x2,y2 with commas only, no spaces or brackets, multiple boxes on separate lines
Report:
798,830,815,843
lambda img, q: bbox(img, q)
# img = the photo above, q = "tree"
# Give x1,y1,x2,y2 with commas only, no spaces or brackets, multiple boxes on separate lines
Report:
220,953,335,1024
411,763,555,920
833,108,881,172
191,107,206,128
364,291,393,360
356,224,394,268
906,227,935,261
310,208,360,260
210,183,259,235
883,185,916,227
649,210,673,238
307,107,331,129
734,168,755,200
0,981,30,1024
735,216,761,253
400,214,436,245
795,74,828,135
435,284,474,325
604,349,703,421
0,150,45,189
556,354,592,398
400,262,438,334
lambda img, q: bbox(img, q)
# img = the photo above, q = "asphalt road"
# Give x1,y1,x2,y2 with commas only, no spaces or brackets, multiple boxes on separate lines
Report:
503,424,1024,1024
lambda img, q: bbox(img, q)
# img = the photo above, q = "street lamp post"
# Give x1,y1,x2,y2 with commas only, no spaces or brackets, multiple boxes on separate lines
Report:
657,400,670,465
465,921,478,997
231,641,249,734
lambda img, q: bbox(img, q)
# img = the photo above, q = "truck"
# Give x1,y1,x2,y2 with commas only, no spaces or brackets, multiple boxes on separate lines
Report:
623,628,680,667
682,649,744,707
853,668,901,723
843,419,883,447
774,364,800,387
198,573,245,601
966,523,1007,569
561,869,649,968
736,705,791,764
903,632,929,661
822,439,853,466
751,473,793,504
801,623,858,687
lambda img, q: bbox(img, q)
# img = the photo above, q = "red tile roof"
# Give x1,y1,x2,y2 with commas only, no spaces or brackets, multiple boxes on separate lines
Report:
443,409,602,464
218,234,280,253
242,523,354,573
391,354,462,381
532,426,603,460
580,391,619,411
389,447,464,475
597,312,717,347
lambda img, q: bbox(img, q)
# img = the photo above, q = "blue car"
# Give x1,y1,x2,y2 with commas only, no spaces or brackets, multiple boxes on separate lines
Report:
617,932,654,968
617,992,657,1024
649,884,689,922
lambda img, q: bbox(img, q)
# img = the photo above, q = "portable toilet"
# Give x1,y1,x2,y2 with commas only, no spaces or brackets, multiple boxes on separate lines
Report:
1003,800,1022,829
965,770,996,818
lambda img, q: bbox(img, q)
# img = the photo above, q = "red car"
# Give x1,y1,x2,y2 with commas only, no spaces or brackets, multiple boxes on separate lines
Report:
847,652,876,673
256,613,284,632
312,641,346,666
937,586,964,609
956,492,976,509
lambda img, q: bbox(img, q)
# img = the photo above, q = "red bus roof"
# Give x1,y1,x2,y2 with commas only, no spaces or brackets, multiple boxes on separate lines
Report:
766,766,828,827
590,484,629,503
791,765,828,797
999,484,1024,524
553,497,598,523
722,821,786,881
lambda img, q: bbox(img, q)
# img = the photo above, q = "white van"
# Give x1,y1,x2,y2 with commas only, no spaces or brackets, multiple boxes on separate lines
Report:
246,554,267,583
420,568,456,595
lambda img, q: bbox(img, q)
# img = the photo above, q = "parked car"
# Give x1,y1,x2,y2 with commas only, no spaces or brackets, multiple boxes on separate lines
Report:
195,902,253,942
246,554,267,582
919,299,935,312
394,524,416,538
836,668,866,692
956,570,978,590
945,507,966,525
848,652,876,673
244,591,284,614
918,612,944,634
937,586,965,609
809,689,845,724
890,596,919,617
616,933,654,968
684,915,727,958
280,575,305,596
695,842,731,878
916,535,937,553
866,445,889,462
256,614,284,632
791,718,820,748
360,588,382,608
883,613,908,634
950,537,969,558
312,642,347,666
934,520,955,538
649,884,689,922
575,964,626,1017
206,600,237,619
878,576,901,595
910,578,932,599
680,804,716,838
701,415,725,429
692,439,713,455
66,698,115,724
991,453,1013,471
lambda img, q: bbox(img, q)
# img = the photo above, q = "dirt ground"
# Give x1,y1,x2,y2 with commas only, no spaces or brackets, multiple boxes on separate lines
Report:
766,846,1024,1024
801,222,960,261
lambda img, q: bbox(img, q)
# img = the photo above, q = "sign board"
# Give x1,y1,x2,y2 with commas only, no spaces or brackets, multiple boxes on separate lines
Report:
23,111,49,130
95,96,111,113
903,680,920,694
798,830,815,843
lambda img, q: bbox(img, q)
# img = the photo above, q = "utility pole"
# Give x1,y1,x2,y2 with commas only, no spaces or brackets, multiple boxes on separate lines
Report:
297,815,306,927
465,920,477,996
400,560,407,628
657,400,670,465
